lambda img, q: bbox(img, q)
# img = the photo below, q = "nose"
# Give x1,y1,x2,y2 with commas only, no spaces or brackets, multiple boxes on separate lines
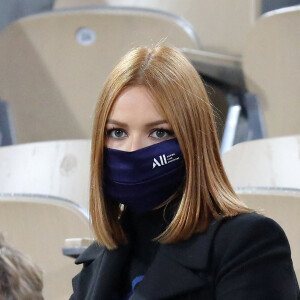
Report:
125,134,146,152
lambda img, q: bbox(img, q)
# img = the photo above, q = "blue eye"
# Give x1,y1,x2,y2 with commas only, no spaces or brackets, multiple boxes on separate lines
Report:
150,129,174,139
106,128,127,139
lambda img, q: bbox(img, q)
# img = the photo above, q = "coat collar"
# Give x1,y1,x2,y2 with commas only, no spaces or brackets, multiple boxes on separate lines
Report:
75,219,221,299
75,241,104,264
130,220,220,299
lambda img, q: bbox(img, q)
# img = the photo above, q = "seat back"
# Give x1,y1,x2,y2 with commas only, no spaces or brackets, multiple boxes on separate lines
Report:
54,0,262,56
222,135,300,189
0,8,199,143
0,195,93,300
0,140,91,210
243,6,300,137
238,188,300,281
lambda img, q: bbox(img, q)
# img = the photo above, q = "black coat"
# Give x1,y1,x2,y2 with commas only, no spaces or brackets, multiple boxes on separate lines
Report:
70,213,299,299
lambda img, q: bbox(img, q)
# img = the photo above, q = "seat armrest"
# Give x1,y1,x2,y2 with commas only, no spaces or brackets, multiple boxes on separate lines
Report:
62,237,94,259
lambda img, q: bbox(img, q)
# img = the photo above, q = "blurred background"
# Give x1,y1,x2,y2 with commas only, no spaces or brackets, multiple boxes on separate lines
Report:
0,1,299,299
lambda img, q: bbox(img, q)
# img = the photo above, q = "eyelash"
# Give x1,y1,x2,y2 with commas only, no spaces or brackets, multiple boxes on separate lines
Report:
105,127,126,138
151,128,174,138
105,127,174,139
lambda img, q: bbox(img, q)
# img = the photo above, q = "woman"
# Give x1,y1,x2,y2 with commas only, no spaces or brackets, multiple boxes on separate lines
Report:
70,46,299,299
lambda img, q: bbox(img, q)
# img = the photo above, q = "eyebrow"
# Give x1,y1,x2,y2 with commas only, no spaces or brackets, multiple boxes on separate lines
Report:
106,119,169,127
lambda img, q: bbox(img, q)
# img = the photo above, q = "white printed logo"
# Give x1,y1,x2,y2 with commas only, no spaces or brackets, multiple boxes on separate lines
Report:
152,153,180,169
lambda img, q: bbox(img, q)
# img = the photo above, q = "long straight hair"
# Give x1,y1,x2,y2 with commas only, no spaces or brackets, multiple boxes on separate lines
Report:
90,46,252,249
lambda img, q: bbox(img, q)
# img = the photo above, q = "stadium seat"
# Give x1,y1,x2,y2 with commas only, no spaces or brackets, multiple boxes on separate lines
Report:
243,6,300,137
0,194,93,300
0,140,91,210
238,188,300,281
54,0,262,57
0,7,201,143
222,135,300,189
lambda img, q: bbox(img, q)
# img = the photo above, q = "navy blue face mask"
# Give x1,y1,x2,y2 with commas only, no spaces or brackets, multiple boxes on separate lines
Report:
103,138,185,213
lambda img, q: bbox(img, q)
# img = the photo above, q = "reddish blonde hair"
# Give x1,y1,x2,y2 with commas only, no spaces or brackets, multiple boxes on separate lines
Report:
90,46,252,249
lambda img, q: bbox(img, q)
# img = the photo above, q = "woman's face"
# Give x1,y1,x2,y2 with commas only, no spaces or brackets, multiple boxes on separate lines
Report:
105,85,175,151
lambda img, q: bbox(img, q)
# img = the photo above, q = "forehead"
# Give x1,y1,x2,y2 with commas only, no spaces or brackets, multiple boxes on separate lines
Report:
108,85,165,121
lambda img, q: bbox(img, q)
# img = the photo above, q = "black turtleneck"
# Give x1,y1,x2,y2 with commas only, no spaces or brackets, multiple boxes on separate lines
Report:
116,201,178,296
